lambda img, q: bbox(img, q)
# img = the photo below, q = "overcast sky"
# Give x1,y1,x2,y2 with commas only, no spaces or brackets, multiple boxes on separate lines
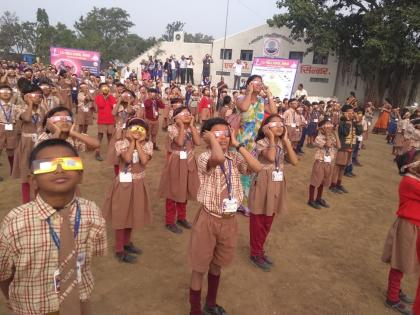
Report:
2,0,279,39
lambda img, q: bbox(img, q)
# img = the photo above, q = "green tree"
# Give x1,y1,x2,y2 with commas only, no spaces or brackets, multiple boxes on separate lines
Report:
0,11,20,55
268,0,420,106
52,22,77,48
74,7,134,64
35,8,55,62
15,22,36,54
118,34,157,63
161,21,185,41
184,32,214,44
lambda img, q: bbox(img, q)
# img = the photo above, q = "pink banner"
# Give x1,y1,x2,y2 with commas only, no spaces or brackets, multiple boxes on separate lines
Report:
50,47,101,75
252,57,299,69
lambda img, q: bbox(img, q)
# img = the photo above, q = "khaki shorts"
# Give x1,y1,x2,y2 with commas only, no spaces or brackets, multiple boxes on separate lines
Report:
335,150,352,166
145,119,159,137
98,124,115,135
189,208,238,273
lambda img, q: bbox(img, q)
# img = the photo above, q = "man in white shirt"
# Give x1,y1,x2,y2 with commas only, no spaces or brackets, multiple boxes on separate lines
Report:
179,55,187,85
294,83,308,99
186,55,195,85
233,59,243,90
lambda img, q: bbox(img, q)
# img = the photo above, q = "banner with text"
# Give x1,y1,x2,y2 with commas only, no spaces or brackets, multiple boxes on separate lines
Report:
50,47,101,75
251,57,299,99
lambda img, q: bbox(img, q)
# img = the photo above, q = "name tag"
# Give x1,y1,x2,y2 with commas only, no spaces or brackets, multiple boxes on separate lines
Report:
76,252,86,284
291,123,297,128
122,123,126,129
222,198,238,213
12,88,17,93
132,151,139,163
395,119,399,121
272,170,284,182
31,134,38,143
119,172,133,183
314,119,318,123
82,106,89,112
72,87,77,91
53,269,61,293
324,155,332,163
5,123,13,131
357,135,363,142
180,151,187,160
368,122,371,126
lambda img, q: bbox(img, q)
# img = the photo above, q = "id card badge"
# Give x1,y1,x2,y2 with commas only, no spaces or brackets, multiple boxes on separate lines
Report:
76,253,86,284
272,170,284,182
31,134,38,143
291,123,297,128
368,122,371,126
53,269,61,293
5,123,13,131
119,172,133,183
122,123,126,129
324,155,332,163
357,135,363,142
222,198,238,213
132,150,139,164
72,87,77,91
82,106,89,112
179,151,187,160
314,119,319,123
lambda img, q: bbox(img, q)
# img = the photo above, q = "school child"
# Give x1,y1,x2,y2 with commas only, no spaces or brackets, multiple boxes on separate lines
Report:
283,98,303,152
0,138,107,315
36,104,99,147
106,89,136,176
12,85,46,203
218,95,234,120
382,149,420,315
306,103,321,148
387,107,401,144
102,118,153,263
189,89,200,123
161,87,171,131
76,83,95,134
0,84,19,181
308,119,340,209
394,110,411,156
329,104,362,194
199,87,213,126
159,106,200,234
248,114,298,271
189,117,262,315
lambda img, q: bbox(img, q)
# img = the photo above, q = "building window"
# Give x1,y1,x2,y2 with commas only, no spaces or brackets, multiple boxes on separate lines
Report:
312,52,329,65
289,51,304,63
220,49,232,60
240,50,253,61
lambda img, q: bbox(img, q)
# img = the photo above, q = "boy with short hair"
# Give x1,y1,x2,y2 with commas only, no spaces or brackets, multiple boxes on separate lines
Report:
0,139,107,315
189,117,262,315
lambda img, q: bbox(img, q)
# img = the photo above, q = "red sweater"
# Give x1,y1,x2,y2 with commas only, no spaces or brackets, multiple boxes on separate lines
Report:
95,94,116,124
396,175,420,227
198,96,212,113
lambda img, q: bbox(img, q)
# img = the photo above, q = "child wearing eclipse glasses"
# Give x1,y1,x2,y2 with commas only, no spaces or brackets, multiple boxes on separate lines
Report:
188,117,262,315
248,114,298,271
0,138,107,315
158,106,201,234
102,118,153,263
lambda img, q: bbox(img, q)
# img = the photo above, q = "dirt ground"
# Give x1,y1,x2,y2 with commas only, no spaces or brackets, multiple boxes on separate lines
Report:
0,121,416,315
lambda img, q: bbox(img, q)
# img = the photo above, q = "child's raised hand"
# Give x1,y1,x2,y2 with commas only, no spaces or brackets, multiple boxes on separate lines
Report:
263,125,275,141
69,123,77,137
47,118,60,135
202,130,216,144
229,127,240,148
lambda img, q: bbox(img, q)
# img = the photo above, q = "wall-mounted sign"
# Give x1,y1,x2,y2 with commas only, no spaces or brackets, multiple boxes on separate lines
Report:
300,65,329,75
263,38,281,57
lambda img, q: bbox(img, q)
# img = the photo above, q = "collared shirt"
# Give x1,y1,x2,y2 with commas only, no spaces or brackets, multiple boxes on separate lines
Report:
255,138,285,171
95,94,116,125
0,194,107,315
0,102,23,124
35,132,87,153
143,98,165,121
283,108,298,127
197,150,250,215
313,133,337,161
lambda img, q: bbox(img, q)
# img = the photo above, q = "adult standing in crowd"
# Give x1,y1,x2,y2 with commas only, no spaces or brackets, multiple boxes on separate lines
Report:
179,55,187,85
202,54,213,81
187,55,195,85
294,83,308,99
233,59,243,90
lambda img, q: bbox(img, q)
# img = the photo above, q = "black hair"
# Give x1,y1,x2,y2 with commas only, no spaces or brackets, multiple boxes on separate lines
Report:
170,98,182,105
396,149,420,175
98,82,108,89
126,117,149,132
173,106,191,118
289,98,297,103
317,118,333,128
341,104,353,112
350,91,356,97
255,114,283,142
148,88,158,93
223,95,232,105
42,106,73,132
245,75,262,86
116,83,125,88
22,84,42,96
29,138,79,168
200,117,230,135
0,84,12,92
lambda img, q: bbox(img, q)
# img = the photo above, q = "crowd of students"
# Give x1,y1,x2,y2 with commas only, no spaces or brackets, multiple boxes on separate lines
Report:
0,58,419,315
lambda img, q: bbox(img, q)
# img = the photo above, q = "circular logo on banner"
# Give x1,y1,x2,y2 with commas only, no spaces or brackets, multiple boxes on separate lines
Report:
264,38,280,56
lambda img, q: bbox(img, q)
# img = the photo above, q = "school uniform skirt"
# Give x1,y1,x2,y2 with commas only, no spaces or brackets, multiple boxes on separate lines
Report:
102,176,152,230
286,126,301,142
200,108,211,121
307,122,318,137
158,151,199,202
0,129,18,150
12,134,35,182
248,167,286,216
309,160,334,188
162,105,170,119
76,110,93,125
382,217,419,274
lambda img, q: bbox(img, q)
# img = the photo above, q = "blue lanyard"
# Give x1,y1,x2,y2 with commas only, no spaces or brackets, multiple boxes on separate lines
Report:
32,113,39,125
219,159,232,199
0,102,12,123
275,146,282,171
46,200,81,250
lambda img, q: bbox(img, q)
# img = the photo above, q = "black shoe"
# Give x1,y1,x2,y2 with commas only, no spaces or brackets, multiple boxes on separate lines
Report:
165,224,183,234
0,176,3,182
336,185,349,193
177,219,192,229
263,255,274,265
329,186,343,194
203,304,228,315
400,291,414,304
115,251,137,264
124,242,143,255
250,256,271,272
344,172,356,177
307,200,321,209
353,161,363,167
384,299,412,315
316,199,330,208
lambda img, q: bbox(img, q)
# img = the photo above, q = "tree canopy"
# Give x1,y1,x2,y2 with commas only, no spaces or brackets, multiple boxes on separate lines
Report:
268,0,420,106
